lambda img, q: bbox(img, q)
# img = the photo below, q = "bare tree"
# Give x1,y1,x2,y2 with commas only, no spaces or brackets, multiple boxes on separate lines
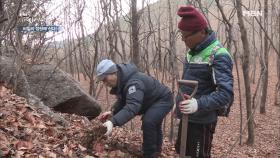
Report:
275,3,280,106
235,0,255,145
167,0,179,142
214,0,246,145
112,0,127,62
130,0,140,68
259,0,269,114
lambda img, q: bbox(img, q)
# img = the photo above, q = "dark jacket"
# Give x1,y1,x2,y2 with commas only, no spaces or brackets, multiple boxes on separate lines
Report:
176,31,234,124
110,63,172,126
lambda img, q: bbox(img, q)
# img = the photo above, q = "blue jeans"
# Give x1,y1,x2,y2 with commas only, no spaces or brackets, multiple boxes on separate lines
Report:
142,93,173,158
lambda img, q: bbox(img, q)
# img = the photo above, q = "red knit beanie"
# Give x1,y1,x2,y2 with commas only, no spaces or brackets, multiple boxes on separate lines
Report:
177,5,208,32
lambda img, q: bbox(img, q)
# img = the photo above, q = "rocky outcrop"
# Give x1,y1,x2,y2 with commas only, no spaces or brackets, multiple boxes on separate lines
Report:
0,56,101,120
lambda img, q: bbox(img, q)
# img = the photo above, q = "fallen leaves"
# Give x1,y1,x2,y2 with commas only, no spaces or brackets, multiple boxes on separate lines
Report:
109,150,126,157
15,140,34,150
0,86,7,98
78,144,87,152
0,86,142,157
23,111,36,125
1,74,278,158
0,132,10,155
93,142,105,155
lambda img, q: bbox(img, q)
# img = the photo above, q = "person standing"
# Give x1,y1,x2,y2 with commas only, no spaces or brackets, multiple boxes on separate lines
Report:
175,5,234,158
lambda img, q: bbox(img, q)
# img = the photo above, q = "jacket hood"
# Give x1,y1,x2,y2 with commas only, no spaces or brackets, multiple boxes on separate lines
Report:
118,63,138,83
110,63,138,94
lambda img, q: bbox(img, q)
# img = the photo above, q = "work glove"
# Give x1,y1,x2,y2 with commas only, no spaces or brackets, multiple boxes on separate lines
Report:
179,98,198,114
97,111,112,123
172,94,191,118
103,120,113,136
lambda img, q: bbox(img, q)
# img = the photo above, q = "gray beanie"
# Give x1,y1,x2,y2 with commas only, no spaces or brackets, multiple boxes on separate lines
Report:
96,59,118,81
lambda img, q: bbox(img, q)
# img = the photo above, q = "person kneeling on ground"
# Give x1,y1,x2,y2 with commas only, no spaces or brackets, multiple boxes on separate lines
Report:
96,59,173,158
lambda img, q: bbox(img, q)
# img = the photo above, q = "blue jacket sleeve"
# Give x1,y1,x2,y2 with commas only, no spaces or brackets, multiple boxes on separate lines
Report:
111,80,145,126
112,98,122,115
197,54,234,112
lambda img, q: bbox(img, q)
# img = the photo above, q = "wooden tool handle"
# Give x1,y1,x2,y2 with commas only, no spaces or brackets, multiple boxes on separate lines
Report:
179,115,188,158
177,80,198,98
177,80,198,85
177,79,198,158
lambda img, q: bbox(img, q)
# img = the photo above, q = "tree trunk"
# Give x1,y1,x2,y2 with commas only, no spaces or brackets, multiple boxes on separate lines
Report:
259,0,269,114
275,57,280,106
131,0,140,68
167,0,179,142
112,0,126,62
251,17,257,84
157,25,162,71
275,9,280,106
67,29,75,76
235,0,254,145
101,0,115,61
77,1,91,82
0,0,4,56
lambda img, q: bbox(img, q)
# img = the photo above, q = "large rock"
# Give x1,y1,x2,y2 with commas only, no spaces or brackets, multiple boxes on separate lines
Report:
0,56,71,125
0,56,29,98
24,64,101,120
0,56,101,120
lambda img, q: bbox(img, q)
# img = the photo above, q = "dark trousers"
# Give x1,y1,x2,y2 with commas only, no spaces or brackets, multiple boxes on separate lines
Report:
142,94,173,158
175,120,217,158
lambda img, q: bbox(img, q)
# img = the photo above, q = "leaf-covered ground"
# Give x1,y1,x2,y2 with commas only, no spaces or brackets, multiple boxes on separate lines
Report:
1,57,280,157
0,86,139,158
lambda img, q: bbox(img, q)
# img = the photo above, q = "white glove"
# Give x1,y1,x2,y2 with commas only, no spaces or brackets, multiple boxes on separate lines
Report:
179,98,198,114
103,120,113,136
97,111,112,122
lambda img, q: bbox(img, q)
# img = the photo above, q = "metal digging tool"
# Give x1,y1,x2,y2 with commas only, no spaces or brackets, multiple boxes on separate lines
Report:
177,80,198,158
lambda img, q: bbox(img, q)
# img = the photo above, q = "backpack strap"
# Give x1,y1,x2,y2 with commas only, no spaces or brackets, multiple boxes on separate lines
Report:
208,43,222,66
209,43,222,85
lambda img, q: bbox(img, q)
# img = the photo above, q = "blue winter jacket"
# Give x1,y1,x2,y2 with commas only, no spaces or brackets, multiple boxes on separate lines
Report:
110,63,172,126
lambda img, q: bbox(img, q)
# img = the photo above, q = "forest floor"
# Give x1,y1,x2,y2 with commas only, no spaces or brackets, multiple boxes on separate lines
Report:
0,56,279,157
